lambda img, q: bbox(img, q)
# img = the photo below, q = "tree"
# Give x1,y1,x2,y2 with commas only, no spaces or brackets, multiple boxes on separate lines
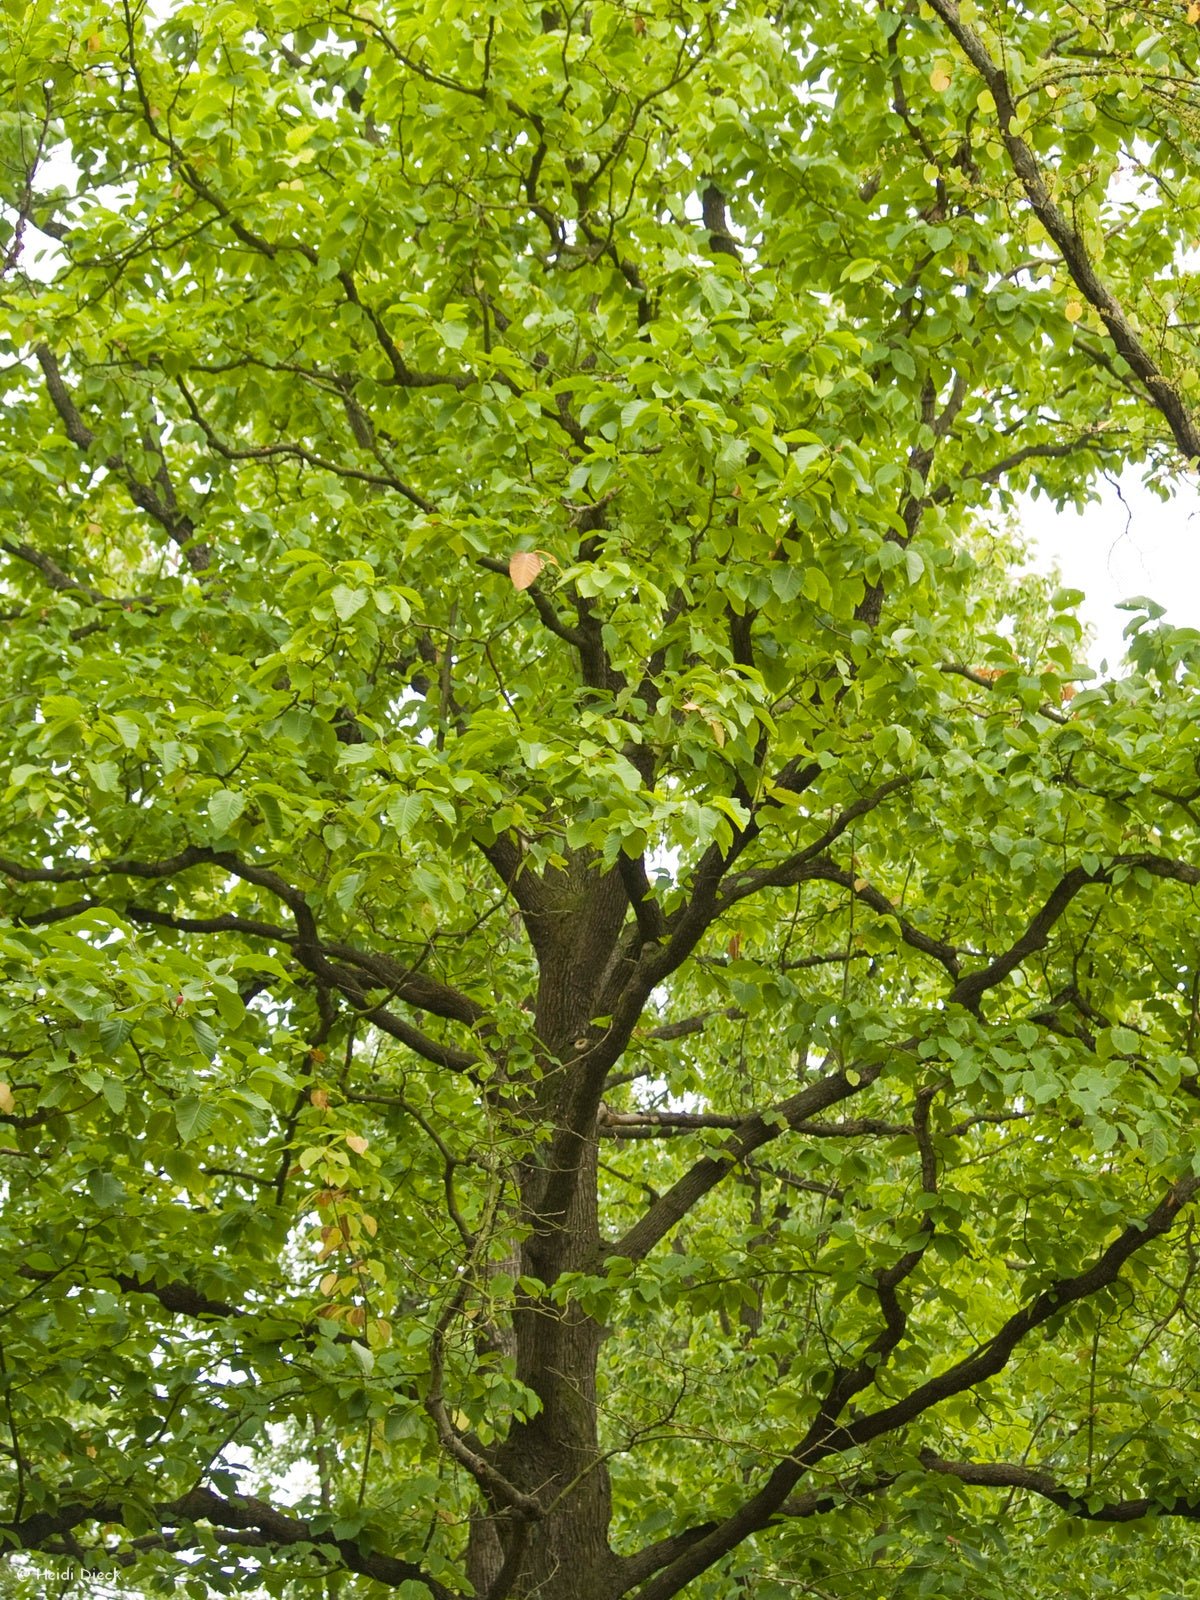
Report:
2,0,1200,1596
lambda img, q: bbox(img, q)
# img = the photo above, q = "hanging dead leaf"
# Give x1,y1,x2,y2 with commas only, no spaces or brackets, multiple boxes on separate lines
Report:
0,1082,13,1114
1189,1,1200,23
310,1087,330,1109
1064,298,1083,323
509,551,544,591
346,1133,369,1155
708,719,726,748
87,33,103,52
930,66,952,92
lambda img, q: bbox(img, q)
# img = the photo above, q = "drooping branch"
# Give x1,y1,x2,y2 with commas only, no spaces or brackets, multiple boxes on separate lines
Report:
175,377,437,514
926,0,1200,461
1,1484,461,1597
34,345,212,573
2,851,486,1073
621,1443,1200,1594
728,855,961,981
1,541,107,603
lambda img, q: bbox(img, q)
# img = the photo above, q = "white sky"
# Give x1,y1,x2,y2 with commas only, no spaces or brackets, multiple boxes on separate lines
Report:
1023,471,1200,675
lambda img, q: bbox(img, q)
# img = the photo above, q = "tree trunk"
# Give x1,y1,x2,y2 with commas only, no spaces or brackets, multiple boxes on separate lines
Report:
467,866,627,1599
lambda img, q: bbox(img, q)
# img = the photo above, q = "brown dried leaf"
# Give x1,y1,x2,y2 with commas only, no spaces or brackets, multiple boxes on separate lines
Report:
346,1133,369,1155
509,550,544,591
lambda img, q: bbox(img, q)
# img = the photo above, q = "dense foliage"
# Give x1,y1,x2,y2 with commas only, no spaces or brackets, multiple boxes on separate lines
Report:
3,1,1200,1596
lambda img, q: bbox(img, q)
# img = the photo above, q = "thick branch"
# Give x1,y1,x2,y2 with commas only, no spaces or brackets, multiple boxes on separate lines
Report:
950,854,1200,1012
19,1265,239,1320
918,1450,1200,1521
628,1169,1200,1600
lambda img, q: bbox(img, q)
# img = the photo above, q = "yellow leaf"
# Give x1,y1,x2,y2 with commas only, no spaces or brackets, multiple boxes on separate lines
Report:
1189,2,1200,23
853,877,869,893
320,1272,339,1295
346,1133,369,1155
930,66,952,92
310,1087,330,1109
707,719,726,748
0,1082,13,1114
87,33,102,52
508,550,544,591
1064,299,1083,323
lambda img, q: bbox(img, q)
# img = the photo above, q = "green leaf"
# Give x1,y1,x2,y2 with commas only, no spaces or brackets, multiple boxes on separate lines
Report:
87,1170,126,1209
207,789,245,835
387,793,426,836
331,584,369,621
189,1017,220,1060
840,258,879,283
174,1093,207,1142
98,1016,134,1053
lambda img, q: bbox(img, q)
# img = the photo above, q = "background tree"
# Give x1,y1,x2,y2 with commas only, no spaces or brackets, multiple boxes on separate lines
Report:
2,2,1200,1598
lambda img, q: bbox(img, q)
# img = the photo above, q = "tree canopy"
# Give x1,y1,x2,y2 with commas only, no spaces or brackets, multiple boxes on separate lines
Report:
2,2,1200,1597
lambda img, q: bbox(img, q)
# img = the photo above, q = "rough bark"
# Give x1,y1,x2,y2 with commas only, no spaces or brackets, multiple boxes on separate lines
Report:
467,857,628,1599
